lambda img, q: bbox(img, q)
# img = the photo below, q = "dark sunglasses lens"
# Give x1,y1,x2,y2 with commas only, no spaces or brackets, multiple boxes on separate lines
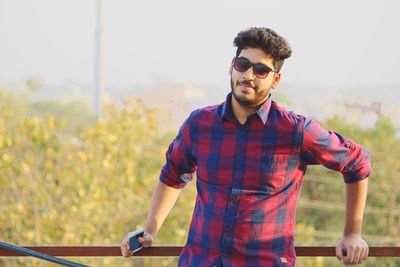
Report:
234,58,272,78
253,64,271,78
234,58,251,72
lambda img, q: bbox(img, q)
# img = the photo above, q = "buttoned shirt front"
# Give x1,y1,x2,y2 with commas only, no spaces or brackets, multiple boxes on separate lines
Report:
160,93,372,267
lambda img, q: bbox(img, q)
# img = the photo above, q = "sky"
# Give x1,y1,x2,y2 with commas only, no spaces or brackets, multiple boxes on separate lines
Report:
1,0,400,93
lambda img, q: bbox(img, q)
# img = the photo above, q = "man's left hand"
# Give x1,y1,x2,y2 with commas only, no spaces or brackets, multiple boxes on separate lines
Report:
336,234,369,265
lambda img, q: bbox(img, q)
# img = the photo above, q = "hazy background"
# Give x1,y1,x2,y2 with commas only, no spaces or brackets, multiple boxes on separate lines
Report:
1,0,400,86
1,0,399,130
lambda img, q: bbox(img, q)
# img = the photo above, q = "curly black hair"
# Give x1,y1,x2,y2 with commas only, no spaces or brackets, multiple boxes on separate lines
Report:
233,27,292,71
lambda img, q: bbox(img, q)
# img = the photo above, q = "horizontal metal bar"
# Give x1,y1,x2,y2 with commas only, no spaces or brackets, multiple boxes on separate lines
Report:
0,242,89,266
0,246,399,257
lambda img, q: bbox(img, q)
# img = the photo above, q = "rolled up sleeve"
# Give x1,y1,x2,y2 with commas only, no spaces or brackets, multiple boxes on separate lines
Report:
159,115,197,189
301,117,372,184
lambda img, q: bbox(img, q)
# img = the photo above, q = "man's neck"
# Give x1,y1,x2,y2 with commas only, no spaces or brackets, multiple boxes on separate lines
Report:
231,97,259,125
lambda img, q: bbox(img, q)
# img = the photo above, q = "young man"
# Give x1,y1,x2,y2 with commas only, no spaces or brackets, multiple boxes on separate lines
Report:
121,27,371,266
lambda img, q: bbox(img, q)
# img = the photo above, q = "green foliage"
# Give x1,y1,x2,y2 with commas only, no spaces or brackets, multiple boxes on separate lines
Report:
0,91,191,266
28,100,96,134
0,89,399,266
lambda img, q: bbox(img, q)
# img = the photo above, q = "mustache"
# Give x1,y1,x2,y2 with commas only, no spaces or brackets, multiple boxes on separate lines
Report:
237,80,255,88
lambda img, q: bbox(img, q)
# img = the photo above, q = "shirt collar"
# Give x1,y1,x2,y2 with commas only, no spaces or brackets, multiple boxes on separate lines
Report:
221,93,272,125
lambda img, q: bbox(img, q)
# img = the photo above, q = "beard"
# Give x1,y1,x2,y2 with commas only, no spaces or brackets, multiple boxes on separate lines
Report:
230,77,269,108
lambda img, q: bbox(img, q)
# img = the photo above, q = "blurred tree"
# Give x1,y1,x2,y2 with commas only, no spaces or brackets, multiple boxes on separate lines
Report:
24,77,45,94
28,100,96,134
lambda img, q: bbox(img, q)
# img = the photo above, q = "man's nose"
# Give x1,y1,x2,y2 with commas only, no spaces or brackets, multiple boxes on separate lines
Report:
241,66,255,80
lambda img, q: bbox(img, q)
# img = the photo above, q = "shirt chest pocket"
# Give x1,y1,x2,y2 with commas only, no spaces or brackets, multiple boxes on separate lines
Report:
259,154,290,191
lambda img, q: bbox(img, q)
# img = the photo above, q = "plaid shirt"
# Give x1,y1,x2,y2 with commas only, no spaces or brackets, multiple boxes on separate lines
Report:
160,93,372,267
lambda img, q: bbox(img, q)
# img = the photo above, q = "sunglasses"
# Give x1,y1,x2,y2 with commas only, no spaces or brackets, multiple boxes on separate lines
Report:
233,57,278,79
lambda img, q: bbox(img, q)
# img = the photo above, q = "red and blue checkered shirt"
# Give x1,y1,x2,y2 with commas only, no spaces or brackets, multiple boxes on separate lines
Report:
160,93,372,267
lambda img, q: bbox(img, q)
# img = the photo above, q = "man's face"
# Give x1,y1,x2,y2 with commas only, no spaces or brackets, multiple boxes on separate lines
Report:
230,47,281,108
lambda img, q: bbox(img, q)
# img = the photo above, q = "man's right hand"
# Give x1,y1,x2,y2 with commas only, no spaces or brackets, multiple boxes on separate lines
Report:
120,182,181,257
120,231,154,257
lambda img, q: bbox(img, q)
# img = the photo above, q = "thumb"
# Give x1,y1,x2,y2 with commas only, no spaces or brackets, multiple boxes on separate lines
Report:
138,232,153,247
336,244,344,264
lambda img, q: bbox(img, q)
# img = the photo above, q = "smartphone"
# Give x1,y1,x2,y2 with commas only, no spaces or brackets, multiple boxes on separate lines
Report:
128,229,145,253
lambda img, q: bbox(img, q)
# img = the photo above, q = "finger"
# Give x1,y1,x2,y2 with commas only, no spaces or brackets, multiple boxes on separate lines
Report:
125,236,131,251
120,235,132,257
120,245,130,257
122,235,130,251
120,245,129,257
143,232,152,240
360,246,368,263
344,246,355,265
138,236,151,247
335,244,344,264
139,233,153,246
352,247,362,264
358,251,365,264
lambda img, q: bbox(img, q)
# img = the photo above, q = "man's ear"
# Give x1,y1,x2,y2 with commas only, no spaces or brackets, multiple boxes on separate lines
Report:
229,58,235,75
271,72,281,90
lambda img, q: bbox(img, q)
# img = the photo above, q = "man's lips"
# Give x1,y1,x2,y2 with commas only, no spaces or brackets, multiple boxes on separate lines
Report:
238,81,255,90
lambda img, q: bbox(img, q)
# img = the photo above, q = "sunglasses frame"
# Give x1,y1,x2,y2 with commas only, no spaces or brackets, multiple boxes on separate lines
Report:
233,57,278,79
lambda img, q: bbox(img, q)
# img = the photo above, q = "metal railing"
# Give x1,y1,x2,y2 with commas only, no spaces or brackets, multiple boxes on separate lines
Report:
1,245,399,257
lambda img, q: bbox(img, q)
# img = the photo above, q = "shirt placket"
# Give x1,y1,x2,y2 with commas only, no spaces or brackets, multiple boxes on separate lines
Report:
220,126,247,261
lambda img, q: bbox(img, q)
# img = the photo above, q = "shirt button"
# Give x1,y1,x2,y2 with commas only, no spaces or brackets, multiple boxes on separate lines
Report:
228,201,234,207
